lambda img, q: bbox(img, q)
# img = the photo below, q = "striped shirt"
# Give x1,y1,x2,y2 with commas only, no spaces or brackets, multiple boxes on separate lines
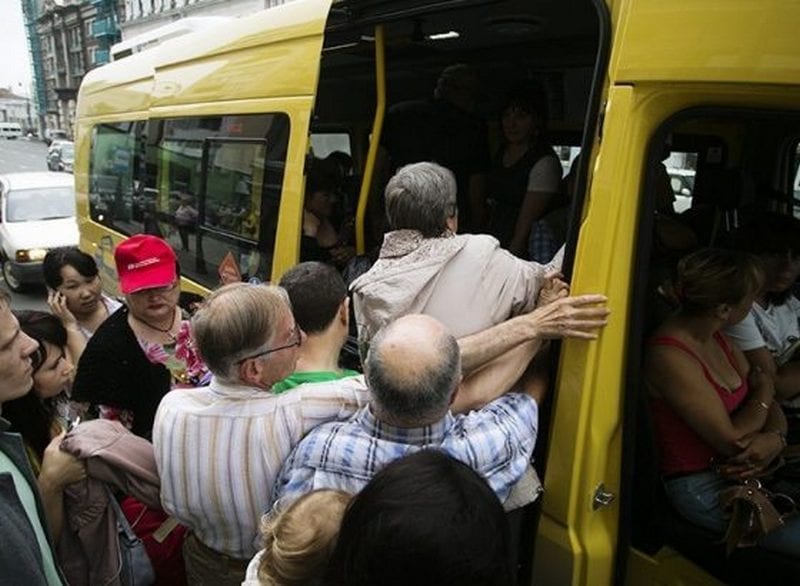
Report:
152,375,368,559
273,393,538,504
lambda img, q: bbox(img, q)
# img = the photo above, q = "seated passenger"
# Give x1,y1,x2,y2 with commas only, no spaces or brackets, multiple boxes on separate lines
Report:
153,283,369,586
324,450,512,586
487,83,562,258
725,214,800,444
645,248,800,557
43,246,122,364
243,489,350,586
274,314,546,507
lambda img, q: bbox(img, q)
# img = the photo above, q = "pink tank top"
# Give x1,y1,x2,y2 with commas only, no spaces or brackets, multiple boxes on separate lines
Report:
649,332,749,476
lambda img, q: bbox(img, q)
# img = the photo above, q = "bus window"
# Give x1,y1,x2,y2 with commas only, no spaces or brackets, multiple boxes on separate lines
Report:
88,113,290,288
311,131,351,158
664,150,697,214
89,121,140,232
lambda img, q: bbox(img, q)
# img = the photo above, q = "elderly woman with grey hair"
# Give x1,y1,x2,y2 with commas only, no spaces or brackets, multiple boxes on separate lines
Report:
351,161,565,353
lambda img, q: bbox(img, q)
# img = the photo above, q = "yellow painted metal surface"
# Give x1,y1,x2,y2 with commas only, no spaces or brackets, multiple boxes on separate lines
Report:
75,0,332,289
611,0,800,85
355,25,386,255
535,81,800,585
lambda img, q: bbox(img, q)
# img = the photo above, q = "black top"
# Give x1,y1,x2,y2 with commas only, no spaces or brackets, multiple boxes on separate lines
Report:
488,143,560,248
72,306,171,440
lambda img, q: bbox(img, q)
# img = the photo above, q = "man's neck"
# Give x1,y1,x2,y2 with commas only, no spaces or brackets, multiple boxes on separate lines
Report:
294,330,345,374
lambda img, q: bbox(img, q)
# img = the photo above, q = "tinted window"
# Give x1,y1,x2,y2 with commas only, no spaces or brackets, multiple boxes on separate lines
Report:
88,114,290,288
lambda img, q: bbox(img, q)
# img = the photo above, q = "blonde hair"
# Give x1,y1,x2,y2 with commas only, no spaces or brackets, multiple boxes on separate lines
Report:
258,490,351,586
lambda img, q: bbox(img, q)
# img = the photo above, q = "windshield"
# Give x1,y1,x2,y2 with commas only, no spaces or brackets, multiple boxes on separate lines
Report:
6,186,76,222
61,145,75,161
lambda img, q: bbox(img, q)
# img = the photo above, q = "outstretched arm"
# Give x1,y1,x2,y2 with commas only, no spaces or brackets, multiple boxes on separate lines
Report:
458,294,609,374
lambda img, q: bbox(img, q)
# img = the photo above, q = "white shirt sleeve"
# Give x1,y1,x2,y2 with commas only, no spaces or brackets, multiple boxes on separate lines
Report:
526,156,562,193
725,311,767,352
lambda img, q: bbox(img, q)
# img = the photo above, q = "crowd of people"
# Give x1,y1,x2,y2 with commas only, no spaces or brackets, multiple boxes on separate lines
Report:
0,156,609,585
3,64,799,585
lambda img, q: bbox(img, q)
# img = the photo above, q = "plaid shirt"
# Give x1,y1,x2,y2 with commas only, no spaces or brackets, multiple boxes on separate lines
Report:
273,393,538,504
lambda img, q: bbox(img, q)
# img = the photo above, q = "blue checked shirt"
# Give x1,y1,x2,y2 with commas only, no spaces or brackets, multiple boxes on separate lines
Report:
273,393,538,504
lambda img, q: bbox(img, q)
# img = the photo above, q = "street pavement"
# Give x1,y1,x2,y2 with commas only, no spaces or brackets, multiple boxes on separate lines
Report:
0,137,59,311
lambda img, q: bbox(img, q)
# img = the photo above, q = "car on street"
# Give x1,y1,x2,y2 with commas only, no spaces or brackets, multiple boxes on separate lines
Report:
44,128,68,146
0,172,78,291
0,122,23,140
47,141,75,172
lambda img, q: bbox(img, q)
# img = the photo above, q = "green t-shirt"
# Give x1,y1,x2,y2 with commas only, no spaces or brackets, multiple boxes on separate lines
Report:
272,369,360,394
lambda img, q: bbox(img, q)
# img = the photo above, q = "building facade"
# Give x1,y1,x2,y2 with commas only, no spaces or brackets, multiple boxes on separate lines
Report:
0,89,34,131
22,0,123,138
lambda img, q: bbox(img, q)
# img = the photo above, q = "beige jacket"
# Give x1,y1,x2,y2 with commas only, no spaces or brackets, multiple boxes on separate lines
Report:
351,230,552,347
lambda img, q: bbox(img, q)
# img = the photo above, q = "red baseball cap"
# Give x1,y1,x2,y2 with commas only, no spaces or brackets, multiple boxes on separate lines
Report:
115,234,178,294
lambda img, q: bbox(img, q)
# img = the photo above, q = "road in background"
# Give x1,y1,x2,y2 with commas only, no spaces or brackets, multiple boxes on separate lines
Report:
0,137,49,173
0,137,62,310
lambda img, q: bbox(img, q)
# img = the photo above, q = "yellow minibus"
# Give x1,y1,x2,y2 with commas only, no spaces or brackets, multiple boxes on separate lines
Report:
75,0,800,583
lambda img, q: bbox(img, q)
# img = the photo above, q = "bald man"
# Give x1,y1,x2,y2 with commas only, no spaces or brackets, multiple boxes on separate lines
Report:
273,314,542,506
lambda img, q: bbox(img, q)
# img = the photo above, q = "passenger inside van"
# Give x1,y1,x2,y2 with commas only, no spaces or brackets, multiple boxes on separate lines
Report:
376,63,491,234
644,248,800,557
487,83,562,260
726,214,800,445
301,160,356,268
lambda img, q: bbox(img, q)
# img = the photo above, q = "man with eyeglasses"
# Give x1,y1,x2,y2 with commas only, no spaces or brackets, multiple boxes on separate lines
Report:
152,282,369,586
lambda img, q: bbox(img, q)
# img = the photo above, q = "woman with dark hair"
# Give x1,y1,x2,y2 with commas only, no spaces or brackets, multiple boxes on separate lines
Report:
3,310,75,472
487,84,562,259
325,450,513,586
726,213,800,444
3,310,85,540
301,160,356,268
645,248,800,556
72,234,208,439
43,246,121,363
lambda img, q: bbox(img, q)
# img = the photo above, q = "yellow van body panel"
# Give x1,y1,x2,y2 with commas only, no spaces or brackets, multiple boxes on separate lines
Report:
75,0,332,290
536,79,800,585
611,0,800,86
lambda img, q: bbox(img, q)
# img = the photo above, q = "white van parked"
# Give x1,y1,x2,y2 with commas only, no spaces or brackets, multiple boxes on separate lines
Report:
0,123,23,140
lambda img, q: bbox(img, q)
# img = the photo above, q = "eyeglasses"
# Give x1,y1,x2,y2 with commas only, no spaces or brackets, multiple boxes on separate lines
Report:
236,324,302,364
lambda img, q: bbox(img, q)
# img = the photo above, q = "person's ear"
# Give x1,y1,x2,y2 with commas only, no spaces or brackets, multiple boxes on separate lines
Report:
339,297,349,327
715,303,732,321
446,214,458,234
239,357,262,387
448,374,464,406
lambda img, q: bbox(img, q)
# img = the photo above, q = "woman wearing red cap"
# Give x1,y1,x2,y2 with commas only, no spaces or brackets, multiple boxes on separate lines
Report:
71,234,208,439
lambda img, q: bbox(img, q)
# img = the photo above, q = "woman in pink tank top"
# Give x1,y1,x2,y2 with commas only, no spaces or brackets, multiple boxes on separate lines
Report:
645,248,800,557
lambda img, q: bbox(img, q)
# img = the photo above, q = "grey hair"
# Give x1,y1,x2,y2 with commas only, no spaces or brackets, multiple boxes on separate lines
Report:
384,162,458,238
191,283,290,383
365,324,461,424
